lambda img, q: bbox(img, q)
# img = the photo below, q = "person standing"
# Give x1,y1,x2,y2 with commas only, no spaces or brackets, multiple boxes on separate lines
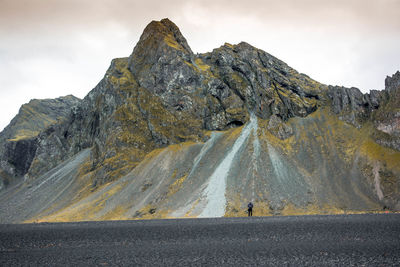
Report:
248,202,253,217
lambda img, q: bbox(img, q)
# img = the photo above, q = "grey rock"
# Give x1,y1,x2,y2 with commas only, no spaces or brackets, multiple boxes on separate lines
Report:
1,18,399,192
372,73,400,150
326,85,382,128
385,70,400,92
267,115,293,140
0,95,81,186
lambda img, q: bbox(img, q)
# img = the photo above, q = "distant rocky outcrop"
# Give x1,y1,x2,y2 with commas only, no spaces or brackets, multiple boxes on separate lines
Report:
0,95,81,188
372,71,400,150
385,71,400,92
326,86,381,128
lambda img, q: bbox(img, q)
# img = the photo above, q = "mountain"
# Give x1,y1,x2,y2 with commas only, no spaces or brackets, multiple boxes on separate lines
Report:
0,95,81,187
0,19,399,223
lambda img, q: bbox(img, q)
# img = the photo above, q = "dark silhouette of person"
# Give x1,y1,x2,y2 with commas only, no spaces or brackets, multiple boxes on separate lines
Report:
248,202,253,217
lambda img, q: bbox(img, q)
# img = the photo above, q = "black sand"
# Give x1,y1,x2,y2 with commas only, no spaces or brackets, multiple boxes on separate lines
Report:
1,214,400,266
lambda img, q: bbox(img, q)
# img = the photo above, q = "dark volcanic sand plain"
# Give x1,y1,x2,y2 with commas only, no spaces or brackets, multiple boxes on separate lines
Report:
1,214,400,266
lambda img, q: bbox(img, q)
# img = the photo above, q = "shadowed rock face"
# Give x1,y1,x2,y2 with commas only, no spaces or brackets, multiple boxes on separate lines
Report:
0,19,399,222
0,95,81,184
4,138,38,177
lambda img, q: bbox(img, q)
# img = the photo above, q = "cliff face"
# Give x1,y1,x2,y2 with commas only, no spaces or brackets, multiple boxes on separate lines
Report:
0,19,399,223
0,95,81,188
372,72,400,151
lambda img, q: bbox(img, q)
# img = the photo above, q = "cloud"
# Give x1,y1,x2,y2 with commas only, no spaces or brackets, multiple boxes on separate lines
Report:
0,0,399,130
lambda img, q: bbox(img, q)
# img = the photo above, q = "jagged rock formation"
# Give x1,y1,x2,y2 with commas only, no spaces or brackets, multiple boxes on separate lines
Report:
0,95,81,188
327,86,379,128
372,72,400,150
24,19,326,186
0,19,399,223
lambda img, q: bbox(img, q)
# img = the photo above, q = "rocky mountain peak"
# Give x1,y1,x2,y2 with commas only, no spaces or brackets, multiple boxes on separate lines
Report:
385,71,400,92
137,18,191,53
128,18,193,84
1,19,400,222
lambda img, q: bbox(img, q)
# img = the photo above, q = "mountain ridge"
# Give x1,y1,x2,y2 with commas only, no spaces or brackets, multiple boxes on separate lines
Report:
0,18,399,222
0,95,81,187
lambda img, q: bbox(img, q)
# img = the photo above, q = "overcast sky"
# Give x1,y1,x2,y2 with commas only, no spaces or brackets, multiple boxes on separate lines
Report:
1,0,399,131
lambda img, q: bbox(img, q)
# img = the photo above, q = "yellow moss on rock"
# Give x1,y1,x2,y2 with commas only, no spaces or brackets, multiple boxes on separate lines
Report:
101,205,129,221
7,129,40,141
226,125,243,142
194,58,213,76
31,182,127,223
258,117,297,155
225,107,245,116
164,33,185,51
360,138,400,172
108,58,137,89
168,173,188,197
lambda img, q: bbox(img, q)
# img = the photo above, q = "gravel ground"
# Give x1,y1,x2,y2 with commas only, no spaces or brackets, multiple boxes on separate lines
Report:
1,214,399,266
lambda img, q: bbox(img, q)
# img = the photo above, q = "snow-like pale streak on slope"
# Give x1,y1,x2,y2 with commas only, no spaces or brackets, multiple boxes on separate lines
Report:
251,128,261,201
168,132,222,218
267,141,292,186
188,132,222,178
373,162,384,201
28,149,90,194
199,115,258,218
